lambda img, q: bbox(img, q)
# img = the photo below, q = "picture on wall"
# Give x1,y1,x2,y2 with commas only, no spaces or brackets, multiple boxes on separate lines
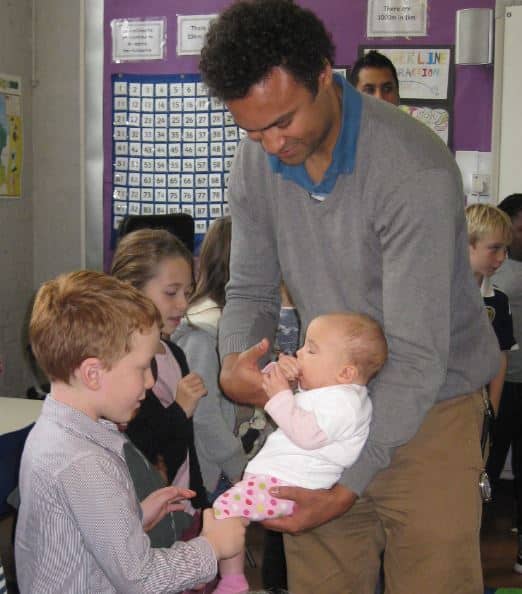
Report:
360,46,453,101
0,73,22,199
358,45,454,146
400,104,450,145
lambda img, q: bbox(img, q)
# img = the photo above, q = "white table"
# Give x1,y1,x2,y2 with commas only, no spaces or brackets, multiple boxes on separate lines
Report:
0,397,43,435
0,397,43,510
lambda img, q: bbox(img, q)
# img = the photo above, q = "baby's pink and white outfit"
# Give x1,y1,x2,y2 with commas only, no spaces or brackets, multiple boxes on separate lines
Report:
213,383,372,521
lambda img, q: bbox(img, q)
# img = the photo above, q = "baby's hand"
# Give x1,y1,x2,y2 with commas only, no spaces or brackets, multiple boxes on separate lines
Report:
262,363,291,399
277,353,300,382
176,372,207,417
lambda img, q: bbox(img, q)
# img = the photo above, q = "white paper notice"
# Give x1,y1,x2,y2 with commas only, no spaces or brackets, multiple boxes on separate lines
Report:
112,19,166,62
367,0,427,37
177,15,217,56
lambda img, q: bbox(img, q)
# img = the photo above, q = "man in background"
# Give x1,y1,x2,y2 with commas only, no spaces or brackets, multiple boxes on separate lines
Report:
350,50,400,106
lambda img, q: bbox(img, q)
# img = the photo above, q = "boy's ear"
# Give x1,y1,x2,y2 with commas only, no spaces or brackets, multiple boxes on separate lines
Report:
337,363,358,384
77,358,104,390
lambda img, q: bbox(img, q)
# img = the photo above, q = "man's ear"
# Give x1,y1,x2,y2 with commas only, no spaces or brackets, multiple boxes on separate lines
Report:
337,363,357,384
318,61,334,91
76,357,104,390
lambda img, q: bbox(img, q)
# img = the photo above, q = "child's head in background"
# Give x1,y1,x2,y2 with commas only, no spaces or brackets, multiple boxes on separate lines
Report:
190,216,232,309
111,228,193,336
498,193,522,262
30,270,160,422
465,204,512,281
297,312,387,390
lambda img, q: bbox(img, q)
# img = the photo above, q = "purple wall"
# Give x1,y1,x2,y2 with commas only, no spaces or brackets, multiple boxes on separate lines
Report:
104,0,495,266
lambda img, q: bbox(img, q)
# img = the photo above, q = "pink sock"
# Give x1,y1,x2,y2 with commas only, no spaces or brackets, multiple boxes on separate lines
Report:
211,573,249,594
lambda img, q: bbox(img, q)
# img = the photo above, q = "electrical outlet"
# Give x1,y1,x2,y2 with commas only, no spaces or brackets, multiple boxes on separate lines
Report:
471,174,491,195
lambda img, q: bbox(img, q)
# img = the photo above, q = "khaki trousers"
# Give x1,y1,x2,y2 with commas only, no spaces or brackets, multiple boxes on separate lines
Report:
284,391,485,594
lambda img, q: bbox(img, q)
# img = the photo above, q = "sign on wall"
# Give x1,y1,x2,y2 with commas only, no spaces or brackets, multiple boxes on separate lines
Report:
176,14,217,56
111,73,246,247
367,0,428,37
111,18,167,62
0,73,22,199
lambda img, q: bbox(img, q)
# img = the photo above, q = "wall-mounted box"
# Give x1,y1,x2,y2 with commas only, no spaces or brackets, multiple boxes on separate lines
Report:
455,8,494,65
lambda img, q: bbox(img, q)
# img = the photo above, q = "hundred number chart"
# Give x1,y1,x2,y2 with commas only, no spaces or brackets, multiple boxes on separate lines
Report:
111,73,245,247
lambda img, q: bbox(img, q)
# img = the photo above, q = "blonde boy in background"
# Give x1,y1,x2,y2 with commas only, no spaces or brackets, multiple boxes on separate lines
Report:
465,204,518,413
487,194,522,571
15,270,245,594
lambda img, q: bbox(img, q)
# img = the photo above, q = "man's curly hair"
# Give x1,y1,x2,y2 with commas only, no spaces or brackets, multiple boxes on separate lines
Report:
199,0,335,101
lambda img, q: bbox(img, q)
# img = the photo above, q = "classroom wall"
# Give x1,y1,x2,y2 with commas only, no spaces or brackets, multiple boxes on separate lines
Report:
0,0,34,397
32,0,83,287
104,0,496,266
0,0,499,396
104,0,495,154
0,0,83,397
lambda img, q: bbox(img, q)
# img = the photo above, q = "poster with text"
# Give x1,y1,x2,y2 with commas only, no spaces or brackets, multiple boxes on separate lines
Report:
177,14,217,56
0,74,22,199
367,0,427,37
364,47,451,100
111,18,166,62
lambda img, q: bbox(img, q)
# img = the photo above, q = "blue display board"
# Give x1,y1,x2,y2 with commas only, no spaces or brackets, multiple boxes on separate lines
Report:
111,73,245,247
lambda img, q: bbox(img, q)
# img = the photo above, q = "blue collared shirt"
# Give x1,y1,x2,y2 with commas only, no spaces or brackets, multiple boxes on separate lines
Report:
268,73,362,197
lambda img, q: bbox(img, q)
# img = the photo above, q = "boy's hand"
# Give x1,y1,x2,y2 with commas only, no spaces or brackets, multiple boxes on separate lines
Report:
262,363,291,398
176,372,207,417
141,486,195,532
277,353,300,383
201,509,248,560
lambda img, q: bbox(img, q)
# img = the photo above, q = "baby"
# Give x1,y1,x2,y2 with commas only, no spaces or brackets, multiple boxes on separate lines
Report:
214,312,388,521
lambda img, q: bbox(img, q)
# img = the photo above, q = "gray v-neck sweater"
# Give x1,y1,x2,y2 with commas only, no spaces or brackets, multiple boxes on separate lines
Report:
219,94,500,494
